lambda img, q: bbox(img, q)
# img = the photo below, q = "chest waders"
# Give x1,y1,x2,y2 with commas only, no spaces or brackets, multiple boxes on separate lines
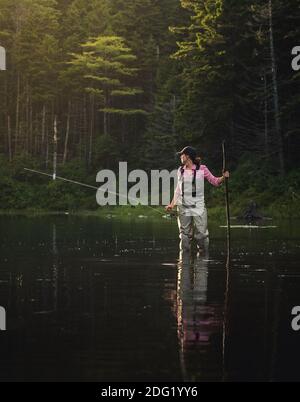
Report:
180,164,200,207
177,165,209,252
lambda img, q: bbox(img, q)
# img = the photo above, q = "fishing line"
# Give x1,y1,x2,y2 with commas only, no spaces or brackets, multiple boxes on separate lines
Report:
24,168,168,217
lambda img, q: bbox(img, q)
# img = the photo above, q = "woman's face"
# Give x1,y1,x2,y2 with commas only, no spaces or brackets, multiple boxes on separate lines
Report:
180,154,189,165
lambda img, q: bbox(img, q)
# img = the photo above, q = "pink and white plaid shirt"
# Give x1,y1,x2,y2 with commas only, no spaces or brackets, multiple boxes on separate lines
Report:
174,164,222,206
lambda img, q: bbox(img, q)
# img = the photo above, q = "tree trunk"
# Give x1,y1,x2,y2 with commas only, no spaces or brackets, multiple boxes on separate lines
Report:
41,104,46,156
263,70,269,157
29,95,33,155
268,0,285,175
103,100,108,137
83,94,88,165
34,113,38,155
4,64,11,161
7,115,12,162
103,88,109,136
121,115,125,143
42,105,46,146
172,94,176,138
63,100,71,165
88,94,94,168
14,72,20,154
78,100,82,160
45,125,49,169
26,80,30,154
53,115,58,180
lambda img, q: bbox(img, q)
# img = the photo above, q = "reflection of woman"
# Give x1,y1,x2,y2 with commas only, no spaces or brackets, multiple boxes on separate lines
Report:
177,254,208,343
166,146,229,252
176,251,222,381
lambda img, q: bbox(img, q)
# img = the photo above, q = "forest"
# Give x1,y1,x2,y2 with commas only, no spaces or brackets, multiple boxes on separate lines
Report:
0,0,299,216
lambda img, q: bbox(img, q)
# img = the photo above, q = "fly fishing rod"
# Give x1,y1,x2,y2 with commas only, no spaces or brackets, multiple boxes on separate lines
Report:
23,168,168,217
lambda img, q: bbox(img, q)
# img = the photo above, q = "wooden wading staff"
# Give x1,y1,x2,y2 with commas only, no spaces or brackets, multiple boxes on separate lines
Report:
222,140,231,265
222,140,231,381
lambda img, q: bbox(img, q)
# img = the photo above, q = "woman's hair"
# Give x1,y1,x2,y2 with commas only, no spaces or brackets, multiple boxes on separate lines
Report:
194,156,202,166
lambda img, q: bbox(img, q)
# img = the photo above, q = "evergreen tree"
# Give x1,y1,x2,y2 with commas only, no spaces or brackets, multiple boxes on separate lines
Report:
66,35,145,166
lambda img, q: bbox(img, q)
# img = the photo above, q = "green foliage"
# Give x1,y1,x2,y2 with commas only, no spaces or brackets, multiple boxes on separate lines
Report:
67,35,144,118
0,152,299,218
0,0,299,216
170,0,300,169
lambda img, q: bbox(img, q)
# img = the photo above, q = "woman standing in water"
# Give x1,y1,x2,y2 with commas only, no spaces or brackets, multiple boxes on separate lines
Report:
166,146,230,252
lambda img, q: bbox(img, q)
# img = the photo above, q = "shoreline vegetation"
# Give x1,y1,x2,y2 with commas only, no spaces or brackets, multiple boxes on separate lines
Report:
0,202,299,220
1,155,299,220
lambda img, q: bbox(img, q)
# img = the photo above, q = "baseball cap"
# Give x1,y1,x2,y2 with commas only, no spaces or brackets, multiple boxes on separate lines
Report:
177,146,197,161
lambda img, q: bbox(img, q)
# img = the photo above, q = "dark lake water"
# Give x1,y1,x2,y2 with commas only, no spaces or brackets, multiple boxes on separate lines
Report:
0,215,299,382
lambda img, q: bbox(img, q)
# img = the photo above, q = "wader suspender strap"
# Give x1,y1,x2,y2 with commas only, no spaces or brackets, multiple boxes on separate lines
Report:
181,164,200,199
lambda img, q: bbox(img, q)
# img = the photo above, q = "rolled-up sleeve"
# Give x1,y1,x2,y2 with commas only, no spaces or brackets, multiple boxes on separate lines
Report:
203,165,222,187
173,168,182,204
174,183,181,205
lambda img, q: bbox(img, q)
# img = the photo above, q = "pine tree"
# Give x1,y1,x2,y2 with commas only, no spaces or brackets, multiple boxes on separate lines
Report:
67,35,146,145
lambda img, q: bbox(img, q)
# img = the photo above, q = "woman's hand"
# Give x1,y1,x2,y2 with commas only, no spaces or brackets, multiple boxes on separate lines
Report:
165,203,175,212
219,171,230,184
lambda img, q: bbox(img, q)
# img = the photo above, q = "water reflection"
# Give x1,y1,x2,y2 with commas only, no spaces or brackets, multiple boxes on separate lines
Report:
176,248,223,382
0,216,300,381
31,223,59,316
